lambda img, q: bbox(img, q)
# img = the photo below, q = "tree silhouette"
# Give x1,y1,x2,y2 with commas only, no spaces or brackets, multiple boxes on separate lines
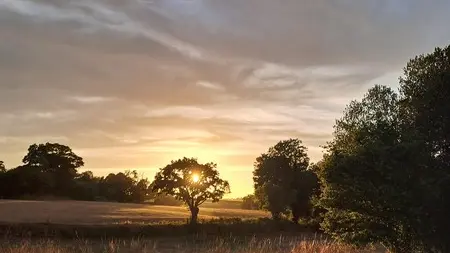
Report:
399,45,450,251
0,161,5,173
253,139,317,222
152,157,230,224
23,143,84,195
317,85,432,252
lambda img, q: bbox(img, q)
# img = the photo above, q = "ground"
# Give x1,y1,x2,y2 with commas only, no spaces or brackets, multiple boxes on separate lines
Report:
0,200,387,252
0,200,269,225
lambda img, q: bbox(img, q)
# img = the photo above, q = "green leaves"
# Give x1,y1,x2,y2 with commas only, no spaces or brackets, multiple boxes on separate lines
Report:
317,85,428,252
317,49,450,252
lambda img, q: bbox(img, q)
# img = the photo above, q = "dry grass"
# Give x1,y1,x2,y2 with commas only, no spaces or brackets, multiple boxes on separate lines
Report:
0,200,269,225
0,237,385,253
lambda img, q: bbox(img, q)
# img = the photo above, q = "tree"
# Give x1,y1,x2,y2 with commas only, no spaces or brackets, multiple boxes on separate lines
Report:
152,157,230,224
253,139,317,222
317,85,432,252
0,161,5,173
100,171,138,203
22,143,84,195
241,194,259,210
399,45,450,251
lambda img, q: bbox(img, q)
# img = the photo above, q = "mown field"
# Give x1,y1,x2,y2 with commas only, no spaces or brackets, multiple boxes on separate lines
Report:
0,200,269,225
0,200,386,252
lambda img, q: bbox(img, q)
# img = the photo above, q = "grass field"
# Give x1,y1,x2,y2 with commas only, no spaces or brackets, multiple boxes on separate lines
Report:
0,200,386,252
0,237,381,253
0,200,269,225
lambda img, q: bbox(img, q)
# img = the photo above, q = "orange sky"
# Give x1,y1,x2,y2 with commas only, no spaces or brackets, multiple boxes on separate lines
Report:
1,0,450,197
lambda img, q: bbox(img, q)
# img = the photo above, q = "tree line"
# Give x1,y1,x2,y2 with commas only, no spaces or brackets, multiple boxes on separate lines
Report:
242,45,450,253
1,44,449,252
0,144,183,205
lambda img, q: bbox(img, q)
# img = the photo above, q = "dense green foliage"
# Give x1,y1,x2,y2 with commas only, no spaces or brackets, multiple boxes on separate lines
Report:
152,157,230,224
317,45,450,252
253,139,319,223
398,45,450,252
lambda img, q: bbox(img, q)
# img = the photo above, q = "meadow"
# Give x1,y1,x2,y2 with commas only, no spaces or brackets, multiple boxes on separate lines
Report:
0,237,380,253
0,200,386,252
0,200,268,225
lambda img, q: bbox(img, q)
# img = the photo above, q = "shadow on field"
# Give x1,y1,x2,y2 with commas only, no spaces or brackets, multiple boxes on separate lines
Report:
0,218,320,240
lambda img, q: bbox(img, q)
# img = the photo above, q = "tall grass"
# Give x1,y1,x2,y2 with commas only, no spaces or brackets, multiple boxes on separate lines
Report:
0,237,384,253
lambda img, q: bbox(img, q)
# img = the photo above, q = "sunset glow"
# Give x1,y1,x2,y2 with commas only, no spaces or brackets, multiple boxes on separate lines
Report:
192,174,200,183
1,0,450,198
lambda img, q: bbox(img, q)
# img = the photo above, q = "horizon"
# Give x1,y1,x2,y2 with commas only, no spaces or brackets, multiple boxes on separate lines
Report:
2,0,450,198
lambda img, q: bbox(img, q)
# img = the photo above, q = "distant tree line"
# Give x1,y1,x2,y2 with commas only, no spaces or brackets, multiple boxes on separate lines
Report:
0,144,179,205
0,143,151,203
0,148,230,224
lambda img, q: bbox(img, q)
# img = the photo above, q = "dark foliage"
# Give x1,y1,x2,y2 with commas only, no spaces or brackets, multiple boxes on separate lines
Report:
0,143,153,204
253,139,319,222
317,45,450,253
152,157,230,224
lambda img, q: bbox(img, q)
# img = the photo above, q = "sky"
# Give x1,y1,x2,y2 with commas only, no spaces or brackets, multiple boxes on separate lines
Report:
1,0,450,198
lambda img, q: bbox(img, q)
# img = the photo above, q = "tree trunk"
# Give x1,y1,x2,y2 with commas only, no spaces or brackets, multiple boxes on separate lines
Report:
190,206,199,224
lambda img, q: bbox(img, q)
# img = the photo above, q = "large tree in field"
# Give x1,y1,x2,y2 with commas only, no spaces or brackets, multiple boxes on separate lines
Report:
23,143,84,195
152,157,230,224
317,85,434,252
253,139,318,222
399,45,450,251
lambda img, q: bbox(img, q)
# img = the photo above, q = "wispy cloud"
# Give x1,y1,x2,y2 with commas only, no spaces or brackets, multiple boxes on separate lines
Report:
69,96,115,104
0,0,207,60
1,0,450,196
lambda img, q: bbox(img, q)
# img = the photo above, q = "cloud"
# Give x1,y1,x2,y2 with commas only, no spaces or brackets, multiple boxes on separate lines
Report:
196,81,224,91
0,0,207,60
1,0,450,197
69,96,115,104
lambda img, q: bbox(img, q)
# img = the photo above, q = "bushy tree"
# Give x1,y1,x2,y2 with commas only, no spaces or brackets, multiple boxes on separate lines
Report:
399,45,450,251
152,157,230,224
98,170,150,203
317,85,433,252
253,139,318,223
22,143,84,195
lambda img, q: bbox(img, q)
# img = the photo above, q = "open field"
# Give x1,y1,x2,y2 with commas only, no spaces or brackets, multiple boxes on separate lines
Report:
0,200,387,252
0,237,384,253
0,200,269,225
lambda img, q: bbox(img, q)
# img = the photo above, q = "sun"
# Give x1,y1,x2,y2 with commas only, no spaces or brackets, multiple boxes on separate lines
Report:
192,174,200,183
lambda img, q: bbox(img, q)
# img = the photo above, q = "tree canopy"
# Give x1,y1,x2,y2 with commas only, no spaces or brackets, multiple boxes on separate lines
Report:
398,45,450,251
253,139,319,222
22,143,84,195
317,44,450,253
152,157,230,224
